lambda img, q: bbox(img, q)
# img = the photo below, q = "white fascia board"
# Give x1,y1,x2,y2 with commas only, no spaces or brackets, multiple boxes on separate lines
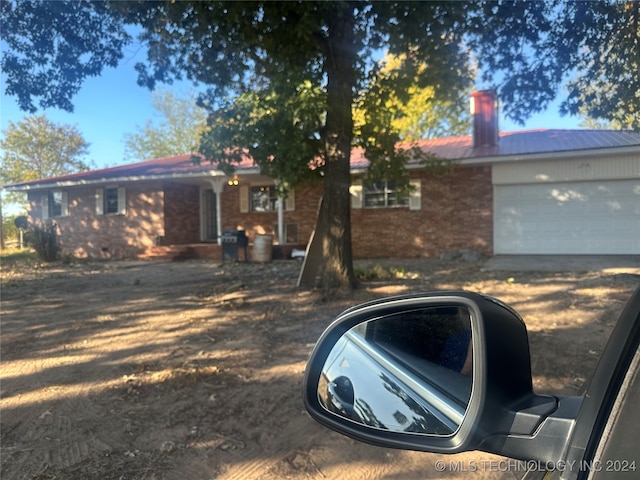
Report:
348,145,640,173
455,145,640,167
3,169,261,192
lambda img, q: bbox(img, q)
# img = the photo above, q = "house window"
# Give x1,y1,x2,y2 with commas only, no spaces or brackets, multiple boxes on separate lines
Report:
240,185,295,213
250,186,286,212
363,180,409,208
285,223,299,244
42,191,68,219
96,187,126,215
49,191,63,217
104,187,119,214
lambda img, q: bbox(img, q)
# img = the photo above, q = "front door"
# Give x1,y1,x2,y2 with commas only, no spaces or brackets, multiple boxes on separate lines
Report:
202,189,217,241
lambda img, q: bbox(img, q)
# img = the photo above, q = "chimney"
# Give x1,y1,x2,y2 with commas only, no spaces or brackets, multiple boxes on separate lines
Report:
470,90,499,148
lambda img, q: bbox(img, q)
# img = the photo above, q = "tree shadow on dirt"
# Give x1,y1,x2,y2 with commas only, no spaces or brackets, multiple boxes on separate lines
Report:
1,259,638,479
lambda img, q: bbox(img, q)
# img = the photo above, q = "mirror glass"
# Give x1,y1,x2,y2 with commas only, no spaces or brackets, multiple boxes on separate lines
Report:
318,305,473,436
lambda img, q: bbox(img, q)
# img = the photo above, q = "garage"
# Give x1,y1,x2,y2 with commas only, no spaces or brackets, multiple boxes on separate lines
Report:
493,158,640,255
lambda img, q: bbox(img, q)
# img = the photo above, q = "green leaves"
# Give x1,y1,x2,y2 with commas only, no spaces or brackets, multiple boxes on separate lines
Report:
3,1,638,130
123,88,208,161
199,81,325,191
466,0,639,129
1,0,130,112
1,115,92,206
559,1,640,130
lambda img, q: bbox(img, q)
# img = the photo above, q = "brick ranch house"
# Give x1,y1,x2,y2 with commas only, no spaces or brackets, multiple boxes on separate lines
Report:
5,93,640,260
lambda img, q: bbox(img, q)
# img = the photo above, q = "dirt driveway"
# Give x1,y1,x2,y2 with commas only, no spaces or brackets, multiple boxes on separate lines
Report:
1,257,638,480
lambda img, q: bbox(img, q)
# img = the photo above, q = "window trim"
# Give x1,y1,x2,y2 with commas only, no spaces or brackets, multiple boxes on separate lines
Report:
351,178,421,211
240,184,295,213
250,185,281,212
96,187,126,216
363,179,408,208
42,190,68,219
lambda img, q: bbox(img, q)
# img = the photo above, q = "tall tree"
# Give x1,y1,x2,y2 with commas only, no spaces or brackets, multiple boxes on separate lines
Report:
578,104,621,130
559,1,640,131
3,1,638,289
0,0,130,113
1,115,93,207
466,0,639,129
357,53,472,141
122,1,473,291
123,88,208,161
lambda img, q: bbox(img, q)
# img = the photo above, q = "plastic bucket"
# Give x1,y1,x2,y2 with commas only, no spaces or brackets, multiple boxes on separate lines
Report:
253,234,273,262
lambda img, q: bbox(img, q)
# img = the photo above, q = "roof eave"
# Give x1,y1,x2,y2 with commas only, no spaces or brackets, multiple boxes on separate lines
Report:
351,144,640,173
5,144,638,191
2,170,235,192
457,144,640,166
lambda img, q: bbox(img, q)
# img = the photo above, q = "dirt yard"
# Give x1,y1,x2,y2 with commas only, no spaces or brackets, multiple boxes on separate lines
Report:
1,256,638,480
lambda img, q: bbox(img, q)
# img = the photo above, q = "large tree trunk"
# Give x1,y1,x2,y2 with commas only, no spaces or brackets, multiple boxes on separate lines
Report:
320,3,359,292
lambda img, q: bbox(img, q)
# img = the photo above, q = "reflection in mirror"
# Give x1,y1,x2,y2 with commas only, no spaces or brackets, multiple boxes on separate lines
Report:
318,305,473,436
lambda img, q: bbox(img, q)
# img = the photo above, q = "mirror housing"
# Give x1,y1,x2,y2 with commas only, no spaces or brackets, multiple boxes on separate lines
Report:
303,291,566,459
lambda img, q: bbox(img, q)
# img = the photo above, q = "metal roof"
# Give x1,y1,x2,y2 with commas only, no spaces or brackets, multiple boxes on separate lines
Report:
411,129,640,161
5,129,640,191
4,153,259,191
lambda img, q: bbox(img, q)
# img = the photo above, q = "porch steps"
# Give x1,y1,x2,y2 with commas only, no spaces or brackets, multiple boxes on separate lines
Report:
140,244,222,261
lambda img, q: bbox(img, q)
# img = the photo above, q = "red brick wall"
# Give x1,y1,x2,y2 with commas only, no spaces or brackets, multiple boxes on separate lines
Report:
351,166,493,258
28,182,165,258
220,166,492,259
26,165,492,260
220,182,322,245
163,182,200,244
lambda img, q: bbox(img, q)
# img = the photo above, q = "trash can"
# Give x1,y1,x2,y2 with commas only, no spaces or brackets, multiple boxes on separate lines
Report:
252,234,273,262
221,230,248,261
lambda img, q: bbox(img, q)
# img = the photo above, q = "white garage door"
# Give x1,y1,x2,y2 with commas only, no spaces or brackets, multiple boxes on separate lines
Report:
494,180,640,254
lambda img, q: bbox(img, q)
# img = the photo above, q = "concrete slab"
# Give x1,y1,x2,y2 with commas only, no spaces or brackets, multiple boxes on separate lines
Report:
482,255,640,274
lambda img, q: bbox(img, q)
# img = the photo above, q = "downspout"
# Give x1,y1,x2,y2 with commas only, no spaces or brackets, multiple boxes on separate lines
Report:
209,179,225,245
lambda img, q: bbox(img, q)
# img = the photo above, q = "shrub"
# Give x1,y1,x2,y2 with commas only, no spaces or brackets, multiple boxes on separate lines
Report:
25,220,59,262
1,214,20,247
355,264,419,281
355,264,392,281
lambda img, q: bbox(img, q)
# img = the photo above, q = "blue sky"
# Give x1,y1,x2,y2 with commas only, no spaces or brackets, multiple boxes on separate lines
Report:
1,45,581,173
0,43,174,171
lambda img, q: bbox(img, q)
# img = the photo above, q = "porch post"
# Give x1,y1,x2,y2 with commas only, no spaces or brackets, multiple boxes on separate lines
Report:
209,179,225,245
276,179,285,245
277,197,284,245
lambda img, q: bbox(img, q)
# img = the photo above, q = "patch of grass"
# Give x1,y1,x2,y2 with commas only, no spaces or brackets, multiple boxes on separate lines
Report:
355,264,420,281
389,266,408,278
355,264,390,281
0,248,39,268
1,248,41,288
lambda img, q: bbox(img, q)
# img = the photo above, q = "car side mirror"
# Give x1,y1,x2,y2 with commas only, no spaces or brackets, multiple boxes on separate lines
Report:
303,291,575,460
319,304,473,437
